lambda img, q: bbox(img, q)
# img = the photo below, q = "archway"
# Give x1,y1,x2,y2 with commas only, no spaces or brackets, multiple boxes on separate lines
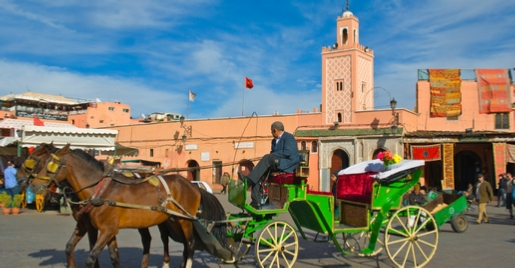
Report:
372,148,386,159
331,149,350,174
454,150,481,191
187,160,200,181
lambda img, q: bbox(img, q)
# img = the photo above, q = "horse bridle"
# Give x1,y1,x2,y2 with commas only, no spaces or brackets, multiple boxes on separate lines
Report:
46,152,107,194
45,153,67,188
20,154,46,187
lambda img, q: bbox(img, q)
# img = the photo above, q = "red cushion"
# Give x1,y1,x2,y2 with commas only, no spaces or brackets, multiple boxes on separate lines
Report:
336,172,376,204
269,173,306,185
307,189,333,196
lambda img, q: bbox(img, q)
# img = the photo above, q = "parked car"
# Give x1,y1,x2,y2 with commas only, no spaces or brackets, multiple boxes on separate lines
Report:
191,181,213,194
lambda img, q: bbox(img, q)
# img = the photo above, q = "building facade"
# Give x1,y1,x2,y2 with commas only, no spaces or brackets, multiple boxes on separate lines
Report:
0,92,132,128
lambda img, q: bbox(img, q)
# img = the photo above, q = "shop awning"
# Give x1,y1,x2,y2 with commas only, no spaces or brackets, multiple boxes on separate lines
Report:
21,125,118,151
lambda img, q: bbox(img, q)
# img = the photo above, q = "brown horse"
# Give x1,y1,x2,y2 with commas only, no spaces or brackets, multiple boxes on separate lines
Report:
37,144,232,268
18,143,171,268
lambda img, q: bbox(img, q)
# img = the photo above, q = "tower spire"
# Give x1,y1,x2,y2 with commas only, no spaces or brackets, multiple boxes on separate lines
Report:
346,0,350,11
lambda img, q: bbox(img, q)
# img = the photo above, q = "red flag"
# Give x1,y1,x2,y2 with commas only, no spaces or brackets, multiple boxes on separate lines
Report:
245,77,254,89
411,144,440,161
33,115,44,126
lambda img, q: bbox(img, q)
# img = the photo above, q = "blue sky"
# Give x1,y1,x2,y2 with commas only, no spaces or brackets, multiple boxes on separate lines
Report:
0,0,514,119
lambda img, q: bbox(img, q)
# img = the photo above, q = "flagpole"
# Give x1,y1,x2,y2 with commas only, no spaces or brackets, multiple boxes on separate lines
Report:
187,89,190,119
242,77,245,116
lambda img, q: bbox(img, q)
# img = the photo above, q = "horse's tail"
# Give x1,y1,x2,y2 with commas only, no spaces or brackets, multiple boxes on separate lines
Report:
198,189,230,250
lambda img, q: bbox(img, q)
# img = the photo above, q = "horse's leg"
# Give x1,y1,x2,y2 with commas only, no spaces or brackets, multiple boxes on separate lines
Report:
84,218,100,268
138,228,151,268
158,223,171,268
85,230,117,268
180,222,196,268
65,222,87,268
106,236,121,268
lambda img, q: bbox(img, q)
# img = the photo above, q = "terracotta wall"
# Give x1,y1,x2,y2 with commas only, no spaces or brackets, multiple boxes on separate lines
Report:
109,113,324,190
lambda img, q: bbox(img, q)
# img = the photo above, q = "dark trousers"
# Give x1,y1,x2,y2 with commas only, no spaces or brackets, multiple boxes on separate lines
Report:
6,185,20,208
247,154,280,205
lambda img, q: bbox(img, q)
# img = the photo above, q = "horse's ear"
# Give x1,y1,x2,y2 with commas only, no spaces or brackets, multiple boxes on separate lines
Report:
50,141,54,146
56,143,71,156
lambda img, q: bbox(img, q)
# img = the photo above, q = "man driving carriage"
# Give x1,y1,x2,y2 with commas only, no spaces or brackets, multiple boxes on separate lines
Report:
238,121,300,209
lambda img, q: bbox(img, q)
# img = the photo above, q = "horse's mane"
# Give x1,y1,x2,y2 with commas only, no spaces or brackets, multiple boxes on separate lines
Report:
70,149,105,172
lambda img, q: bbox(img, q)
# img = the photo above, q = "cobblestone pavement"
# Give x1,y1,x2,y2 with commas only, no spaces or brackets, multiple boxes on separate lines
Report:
1,195,514,268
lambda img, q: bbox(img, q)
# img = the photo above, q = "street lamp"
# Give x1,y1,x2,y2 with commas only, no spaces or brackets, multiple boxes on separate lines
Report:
390,97,399,132
179,115,192,139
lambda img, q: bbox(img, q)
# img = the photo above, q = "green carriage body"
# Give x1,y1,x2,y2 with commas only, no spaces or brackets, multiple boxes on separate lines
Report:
226,161,439,267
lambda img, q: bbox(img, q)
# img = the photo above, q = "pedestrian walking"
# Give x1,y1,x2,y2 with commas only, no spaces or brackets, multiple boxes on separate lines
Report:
505,173,514,219
497,173,507,207
220,172,230,195
476,173,493,224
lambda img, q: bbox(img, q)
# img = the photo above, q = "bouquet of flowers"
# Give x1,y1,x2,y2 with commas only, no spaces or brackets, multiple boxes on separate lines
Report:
377,150,402,169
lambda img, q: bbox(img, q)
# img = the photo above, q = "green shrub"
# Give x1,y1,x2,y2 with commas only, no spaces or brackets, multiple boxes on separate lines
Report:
12,194,23,208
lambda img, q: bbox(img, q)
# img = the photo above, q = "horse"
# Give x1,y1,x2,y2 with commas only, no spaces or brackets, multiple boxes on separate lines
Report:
35,144,232,268
18,143,171,268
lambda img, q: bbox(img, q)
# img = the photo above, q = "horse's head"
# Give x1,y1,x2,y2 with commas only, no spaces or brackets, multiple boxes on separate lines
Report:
44,143,105,189
17,142,58,192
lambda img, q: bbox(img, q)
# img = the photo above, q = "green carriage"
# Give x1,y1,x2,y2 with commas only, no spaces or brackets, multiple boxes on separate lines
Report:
226,159,441,267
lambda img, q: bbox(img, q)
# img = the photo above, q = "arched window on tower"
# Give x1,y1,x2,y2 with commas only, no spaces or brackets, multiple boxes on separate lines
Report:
337,113,342,123
300,141,307,151
353,29,357,43
342,28,348,45
335,80,344,91
311,141,318,153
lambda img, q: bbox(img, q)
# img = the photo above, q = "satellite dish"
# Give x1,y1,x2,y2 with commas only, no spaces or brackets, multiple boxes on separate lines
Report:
95,98,101,103
141,113,146,119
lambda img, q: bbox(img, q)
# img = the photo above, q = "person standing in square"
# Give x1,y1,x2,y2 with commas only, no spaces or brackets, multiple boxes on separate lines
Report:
476,174,493,224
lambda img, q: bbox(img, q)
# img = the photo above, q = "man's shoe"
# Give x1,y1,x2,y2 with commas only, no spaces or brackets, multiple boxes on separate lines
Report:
250,202,262,210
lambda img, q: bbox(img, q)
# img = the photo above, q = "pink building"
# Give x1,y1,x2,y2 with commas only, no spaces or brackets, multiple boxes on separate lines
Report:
0,92,131,128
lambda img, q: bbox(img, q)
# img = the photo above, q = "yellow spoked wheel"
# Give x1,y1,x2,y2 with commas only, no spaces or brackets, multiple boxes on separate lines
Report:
255,221,298,268
35,193,45,213
343,216,385,256
385,206,438,268
221,221,252,264
344,230,384,256
21,191,27,209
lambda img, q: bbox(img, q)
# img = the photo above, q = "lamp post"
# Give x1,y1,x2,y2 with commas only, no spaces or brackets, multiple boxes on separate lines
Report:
179,115,192,139
390,97,399,132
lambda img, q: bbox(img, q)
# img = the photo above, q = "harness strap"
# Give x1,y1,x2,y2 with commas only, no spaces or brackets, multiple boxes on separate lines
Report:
106,201,199,221
155,175,196,219
78,177,112,214
157,175,172,197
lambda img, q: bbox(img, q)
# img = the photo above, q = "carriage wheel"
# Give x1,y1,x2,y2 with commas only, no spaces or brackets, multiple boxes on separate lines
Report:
21,191,27,209
344,231,384,256
450,214,468,233
255,221,298,268
343,216,384,256
385,206,438,268
35,193,45,213
221,222,252,264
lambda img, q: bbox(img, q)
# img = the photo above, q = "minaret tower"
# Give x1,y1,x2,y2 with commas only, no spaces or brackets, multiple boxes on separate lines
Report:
321,2,374,125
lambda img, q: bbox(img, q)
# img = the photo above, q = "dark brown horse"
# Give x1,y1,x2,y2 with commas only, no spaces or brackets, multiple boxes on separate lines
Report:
18,143,171,268
35,144,232,268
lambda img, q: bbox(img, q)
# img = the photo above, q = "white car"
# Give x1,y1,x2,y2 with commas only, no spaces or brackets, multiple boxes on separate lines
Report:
191,181,213,194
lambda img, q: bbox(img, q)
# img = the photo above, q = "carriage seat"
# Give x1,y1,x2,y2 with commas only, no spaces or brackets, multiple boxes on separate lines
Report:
268,172,307,185
336,172,375,204
267,150,309,185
